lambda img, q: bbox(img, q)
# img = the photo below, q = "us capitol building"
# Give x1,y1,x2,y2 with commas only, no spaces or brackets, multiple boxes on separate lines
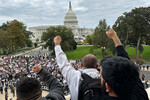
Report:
29,2,94,42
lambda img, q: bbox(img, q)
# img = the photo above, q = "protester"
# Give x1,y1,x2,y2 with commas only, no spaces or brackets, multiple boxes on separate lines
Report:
54,36,102,100
4,86,8,95
0,85,3,94
142,74,145,81
5,93,8,100
100,29,149,100
10,86,15,97
16,65,65,100
0,53,70,96
54,29,149,100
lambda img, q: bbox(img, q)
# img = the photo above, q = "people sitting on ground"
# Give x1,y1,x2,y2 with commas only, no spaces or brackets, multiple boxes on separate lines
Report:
16,65,65,100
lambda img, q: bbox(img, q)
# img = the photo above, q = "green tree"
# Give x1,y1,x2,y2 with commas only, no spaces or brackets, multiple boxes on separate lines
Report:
86,35,92,45
22,25,33,47
0,29,11,53
145,34,150,45
92,19,115,54
0,22,9,31
34,42,38,47
0,20,33,49
36,38,39,43
26,39,32,47
42,26,77,52
113,14,132,47
113,7,150,58
7,20,26,50
92,19,110,48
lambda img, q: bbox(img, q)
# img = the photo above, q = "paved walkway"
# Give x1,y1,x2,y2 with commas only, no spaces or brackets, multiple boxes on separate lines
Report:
10,46,42,57
0,46,42,59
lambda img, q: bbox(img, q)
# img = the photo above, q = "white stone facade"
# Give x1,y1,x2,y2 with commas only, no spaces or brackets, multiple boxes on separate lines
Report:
29,26,50,42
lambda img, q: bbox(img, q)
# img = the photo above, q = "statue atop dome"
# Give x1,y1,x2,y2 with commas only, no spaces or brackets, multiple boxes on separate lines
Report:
64,1,78,27
69,1,72,10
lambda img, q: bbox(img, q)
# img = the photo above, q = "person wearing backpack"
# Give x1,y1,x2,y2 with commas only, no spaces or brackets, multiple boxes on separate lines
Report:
54,30,123,100
54,36,101,100
53,30,130,100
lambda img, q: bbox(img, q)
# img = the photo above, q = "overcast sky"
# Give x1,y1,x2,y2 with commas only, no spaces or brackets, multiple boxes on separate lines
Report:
0,0,150,29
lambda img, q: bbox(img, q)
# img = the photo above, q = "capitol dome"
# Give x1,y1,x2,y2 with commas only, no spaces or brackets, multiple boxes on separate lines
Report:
64,2,78,27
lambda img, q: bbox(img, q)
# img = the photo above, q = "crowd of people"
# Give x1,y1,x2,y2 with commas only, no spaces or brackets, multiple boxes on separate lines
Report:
0,29,149,100
135,62,150,71
0,54,70,99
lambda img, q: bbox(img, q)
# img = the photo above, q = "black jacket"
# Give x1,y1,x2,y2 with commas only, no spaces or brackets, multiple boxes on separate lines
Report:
38,69,65,100
116,45,149,100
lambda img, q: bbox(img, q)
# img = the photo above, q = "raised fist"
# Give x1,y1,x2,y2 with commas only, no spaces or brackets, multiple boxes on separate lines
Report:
106,29,117,39
54,36,62,46
32,65,42,73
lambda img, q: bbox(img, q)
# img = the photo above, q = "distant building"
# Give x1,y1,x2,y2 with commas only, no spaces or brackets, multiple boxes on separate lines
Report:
29,26,49,42
29,2,94,42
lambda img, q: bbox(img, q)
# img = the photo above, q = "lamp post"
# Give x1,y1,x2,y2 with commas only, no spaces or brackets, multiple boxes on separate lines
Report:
101,47,105,58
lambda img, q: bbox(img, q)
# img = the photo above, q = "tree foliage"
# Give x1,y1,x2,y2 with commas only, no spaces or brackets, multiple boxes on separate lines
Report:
0,19,33,53
145,34,150,45
0,29,11,51
36,38,39,43
92,19,115,54
7,20,26,49
113,7,150,58
22,25,33,47
26,39,32,47
42,26,77,52
34,42,38,47
86,35,92,45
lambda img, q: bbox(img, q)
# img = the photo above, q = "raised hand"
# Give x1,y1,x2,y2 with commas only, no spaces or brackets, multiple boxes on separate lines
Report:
106,29,122,47
106,29,117,39
54,36,62,46
32,65,42,73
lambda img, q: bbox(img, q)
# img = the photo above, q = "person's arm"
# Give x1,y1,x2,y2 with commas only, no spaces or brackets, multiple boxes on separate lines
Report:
54,36,81,83
106,29,130,60
54,36,81,100
32,65,65,100
106,30,149,99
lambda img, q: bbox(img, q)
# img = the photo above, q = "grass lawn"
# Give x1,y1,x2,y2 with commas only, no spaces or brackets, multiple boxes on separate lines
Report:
0,47,36,55
65,45,150,62
65,45,113,61
126,45,150,62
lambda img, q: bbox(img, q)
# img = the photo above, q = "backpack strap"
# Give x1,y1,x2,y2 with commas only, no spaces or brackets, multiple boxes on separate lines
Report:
78,73,101,100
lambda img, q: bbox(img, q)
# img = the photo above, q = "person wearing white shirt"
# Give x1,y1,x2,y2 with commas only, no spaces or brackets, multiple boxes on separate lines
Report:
54,36,100,100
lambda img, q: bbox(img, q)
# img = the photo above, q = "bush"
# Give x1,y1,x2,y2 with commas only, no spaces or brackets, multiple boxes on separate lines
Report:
89,46,94,53
26,39,32,47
